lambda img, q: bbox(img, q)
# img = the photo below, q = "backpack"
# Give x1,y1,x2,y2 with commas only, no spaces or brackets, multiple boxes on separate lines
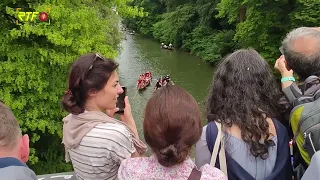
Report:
290,75,320,165
301,151,320,180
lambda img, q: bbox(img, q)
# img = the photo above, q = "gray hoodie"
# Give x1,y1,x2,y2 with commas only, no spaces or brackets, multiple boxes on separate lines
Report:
0,157,37,180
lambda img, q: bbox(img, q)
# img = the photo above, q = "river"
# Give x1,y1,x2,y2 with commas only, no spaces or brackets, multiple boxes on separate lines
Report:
115,33,214,140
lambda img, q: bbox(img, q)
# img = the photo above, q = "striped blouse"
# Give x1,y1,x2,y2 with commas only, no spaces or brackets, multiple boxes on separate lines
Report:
68,123,136,180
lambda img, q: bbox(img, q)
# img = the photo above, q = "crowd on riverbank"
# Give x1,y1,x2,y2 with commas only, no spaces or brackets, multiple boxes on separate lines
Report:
1,26,320,180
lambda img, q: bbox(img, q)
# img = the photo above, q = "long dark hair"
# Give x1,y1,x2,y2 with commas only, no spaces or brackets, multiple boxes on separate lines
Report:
62,53,118,115
207,49,282,159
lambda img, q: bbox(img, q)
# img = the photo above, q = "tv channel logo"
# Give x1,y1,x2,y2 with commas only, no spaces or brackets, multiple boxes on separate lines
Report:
16,8,51,25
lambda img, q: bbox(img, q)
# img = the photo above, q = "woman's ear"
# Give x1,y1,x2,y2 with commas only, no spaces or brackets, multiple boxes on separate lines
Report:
87,88,97,97
20,134,30,163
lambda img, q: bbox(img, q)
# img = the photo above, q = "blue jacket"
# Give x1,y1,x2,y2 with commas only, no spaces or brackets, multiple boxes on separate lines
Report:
0,157,37,180
206,118,292,180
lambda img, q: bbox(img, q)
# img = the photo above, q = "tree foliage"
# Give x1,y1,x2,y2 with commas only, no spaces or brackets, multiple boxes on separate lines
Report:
124,0,320,64
0,0,143,174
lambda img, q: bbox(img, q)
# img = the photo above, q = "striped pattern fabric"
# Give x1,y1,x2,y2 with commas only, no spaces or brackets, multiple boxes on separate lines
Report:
68,123,136,180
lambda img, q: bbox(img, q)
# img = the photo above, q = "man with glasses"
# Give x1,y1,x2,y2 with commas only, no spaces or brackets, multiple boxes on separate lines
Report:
275,27,320,179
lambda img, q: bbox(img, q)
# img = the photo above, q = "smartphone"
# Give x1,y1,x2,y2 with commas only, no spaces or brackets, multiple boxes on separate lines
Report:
116,86,126,114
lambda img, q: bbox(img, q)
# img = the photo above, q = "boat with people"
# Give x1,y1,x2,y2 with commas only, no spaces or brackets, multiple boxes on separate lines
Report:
154,74,173,92
129,30,135,35
161,43,174,51
136,71,152,90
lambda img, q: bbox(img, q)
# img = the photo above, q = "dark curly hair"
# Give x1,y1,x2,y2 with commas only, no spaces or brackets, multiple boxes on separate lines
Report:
207,48,283,159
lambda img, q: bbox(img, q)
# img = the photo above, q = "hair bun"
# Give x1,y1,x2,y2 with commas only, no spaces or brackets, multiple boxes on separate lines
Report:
61,91,84,115
157,144,187,167
159,144,178,157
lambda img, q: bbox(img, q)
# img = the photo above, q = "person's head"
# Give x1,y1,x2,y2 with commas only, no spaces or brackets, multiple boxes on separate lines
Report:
144,84,202,167
282,27,320,79
62,53,123,114
207,48,282,159
0,102,29,163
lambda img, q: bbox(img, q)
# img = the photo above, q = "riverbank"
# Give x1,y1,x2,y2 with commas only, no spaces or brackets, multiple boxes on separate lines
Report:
123,0,320,65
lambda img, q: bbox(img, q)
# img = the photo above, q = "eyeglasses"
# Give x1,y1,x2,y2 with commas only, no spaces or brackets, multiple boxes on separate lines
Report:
88,53,105,70
279,46,284,55
82,53,106,79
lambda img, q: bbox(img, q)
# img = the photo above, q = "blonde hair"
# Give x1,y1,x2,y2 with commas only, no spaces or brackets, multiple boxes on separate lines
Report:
0,102,21,148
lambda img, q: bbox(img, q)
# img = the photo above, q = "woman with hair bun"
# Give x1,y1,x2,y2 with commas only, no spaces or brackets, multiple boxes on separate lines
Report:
118,84,227,180
61,53,147,180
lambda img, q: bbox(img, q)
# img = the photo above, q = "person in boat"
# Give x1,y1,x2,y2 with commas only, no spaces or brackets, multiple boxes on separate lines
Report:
145,72,151,79
137,79,143,88
118,84,227,180
169,43,173,49
154,77,164,92
162,80,168,87
161,43,168,49
141,79,146,87
61,53,147,180
155,79,162,89
160,75,170,87
164,75,170,81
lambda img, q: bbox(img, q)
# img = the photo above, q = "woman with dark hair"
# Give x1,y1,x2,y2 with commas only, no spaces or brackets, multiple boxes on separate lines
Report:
118,84,227,180
61,53,147,180
195,49,292,180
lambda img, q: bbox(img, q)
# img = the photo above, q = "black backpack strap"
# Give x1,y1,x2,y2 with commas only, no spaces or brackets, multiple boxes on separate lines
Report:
206,121,221,168
187,167,201,180
206,121,218,153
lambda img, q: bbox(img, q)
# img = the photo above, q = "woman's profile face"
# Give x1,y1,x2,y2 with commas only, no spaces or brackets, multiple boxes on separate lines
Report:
92,71,124,110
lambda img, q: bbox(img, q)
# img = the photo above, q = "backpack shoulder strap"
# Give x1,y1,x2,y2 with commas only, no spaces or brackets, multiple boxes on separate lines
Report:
210,122,222,166
206,121,218,153
187,167,201,180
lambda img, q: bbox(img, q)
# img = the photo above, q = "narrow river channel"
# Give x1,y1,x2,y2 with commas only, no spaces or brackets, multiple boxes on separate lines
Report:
116,32,214,140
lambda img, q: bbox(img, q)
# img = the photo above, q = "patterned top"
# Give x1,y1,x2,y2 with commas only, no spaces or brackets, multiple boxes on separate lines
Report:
68,123,136,180
118,155,227,180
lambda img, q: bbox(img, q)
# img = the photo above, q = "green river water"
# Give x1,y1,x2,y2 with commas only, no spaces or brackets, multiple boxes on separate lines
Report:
115,33,214,141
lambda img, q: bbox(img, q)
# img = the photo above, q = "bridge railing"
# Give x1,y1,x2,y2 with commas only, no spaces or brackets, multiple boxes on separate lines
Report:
37,172,76,180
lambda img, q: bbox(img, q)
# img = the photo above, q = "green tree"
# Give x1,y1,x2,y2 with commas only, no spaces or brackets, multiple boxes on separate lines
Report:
0,0,143,174
152,4,197,47
125,0,320,64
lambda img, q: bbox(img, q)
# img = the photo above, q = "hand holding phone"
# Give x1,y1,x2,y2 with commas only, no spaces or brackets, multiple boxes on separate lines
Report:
116,86,126,114
275,55,293,77
119,96,138,136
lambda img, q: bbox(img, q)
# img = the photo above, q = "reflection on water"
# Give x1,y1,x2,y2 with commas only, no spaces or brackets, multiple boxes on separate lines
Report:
115,33,214,142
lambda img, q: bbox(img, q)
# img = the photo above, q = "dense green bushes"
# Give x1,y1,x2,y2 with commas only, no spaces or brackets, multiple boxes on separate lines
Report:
0,0,143,174
124,0,320,64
